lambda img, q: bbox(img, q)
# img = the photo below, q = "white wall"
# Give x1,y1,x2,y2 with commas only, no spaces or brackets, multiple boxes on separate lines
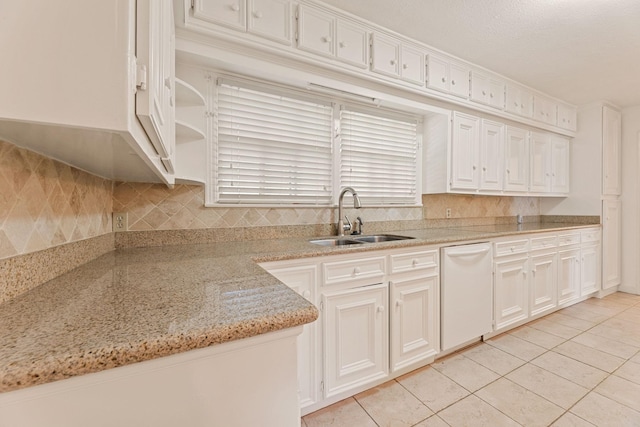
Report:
620,106,640,294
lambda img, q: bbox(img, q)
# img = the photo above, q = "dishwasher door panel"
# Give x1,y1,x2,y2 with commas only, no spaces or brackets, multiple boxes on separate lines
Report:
441,243,493,351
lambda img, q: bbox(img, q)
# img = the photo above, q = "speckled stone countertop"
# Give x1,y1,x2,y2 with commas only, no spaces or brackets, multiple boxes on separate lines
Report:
0,222,598,393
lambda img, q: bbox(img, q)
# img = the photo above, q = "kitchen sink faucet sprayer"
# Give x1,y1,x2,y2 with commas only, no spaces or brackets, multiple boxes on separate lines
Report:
337,187,361,236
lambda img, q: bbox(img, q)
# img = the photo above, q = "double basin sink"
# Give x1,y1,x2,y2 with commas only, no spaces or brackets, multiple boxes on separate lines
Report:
310,234,414,246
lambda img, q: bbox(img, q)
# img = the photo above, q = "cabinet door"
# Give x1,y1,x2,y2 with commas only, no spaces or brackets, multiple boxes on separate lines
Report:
533,95,557,126
550,136,570,194
136,0,176,172
488,77,505,110
602,106,622,195
557,249,581,305
193,0,246,30
479,119,504,192
470,70,489,105
390,275,438,372
266,264,319,409
247,0,291,44
529,251,557,316
323,283,388,398
371,33,400,78
335,20,369,68
581,244,601,296
494,256,529,330
426,54,448,93
399,44,425,85
529,132,550,193
602,199,622,289
557,103,577,131
297,5,334,57
450,112,480,191
449,61,470,98
506,84,533,118
504,126,529,192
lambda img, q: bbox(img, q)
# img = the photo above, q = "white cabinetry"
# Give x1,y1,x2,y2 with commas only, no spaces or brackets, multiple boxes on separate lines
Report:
529,235,558,317
504,126,530,192
603,106,622,196
557,102,577,131
533,94,557,126
426,53,470,98
602,199,622,289
493,239,530,331
479,120,505,191
371,33,425,85
470,70,505,109
505,83,534,118
557,233,582,305
450,113,481,191
0,0,175,184
297,4,368,68
529,132,570,195
193,0,292,44
389,249,439,372
581,229,602,296
322,283,388,398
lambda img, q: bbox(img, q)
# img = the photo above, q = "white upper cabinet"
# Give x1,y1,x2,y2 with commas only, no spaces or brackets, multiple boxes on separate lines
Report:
529,131,551,193
550,136,570,194
479,120,505,192
470,70,505,110
0,0,175,184
426,52,470,98
136,0,176,174
298,5,368,68
504,126,529,192
450,112,481,191
194,0,292,44
371,33,425,85
505,83,534,118
533,95,558,126
557,102,577,131
602,106,622,196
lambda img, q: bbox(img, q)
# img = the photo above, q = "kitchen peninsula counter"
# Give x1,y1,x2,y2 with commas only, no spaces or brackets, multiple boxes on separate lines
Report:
0,221,598,393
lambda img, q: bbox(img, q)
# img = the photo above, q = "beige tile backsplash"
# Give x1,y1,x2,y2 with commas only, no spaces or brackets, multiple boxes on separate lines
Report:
0,140,113,260
1,136,538,260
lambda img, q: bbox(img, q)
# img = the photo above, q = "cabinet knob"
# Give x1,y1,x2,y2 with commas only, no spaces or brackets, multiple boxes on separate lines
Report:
230,4,240,11
396,300,403,307
473,165,477,170
377,306,385,313
164,77,172,90
451,80,456,85
506,169,511,174
482,90,486,96
252,10,263,18
353,267,361,275
390,59,396,65
521,103,525,108
412,259,419,267
339,41,347,48
482,167,487,171
403,63,408,69
441,77,446,83
490,93,494,98
322,36,332,43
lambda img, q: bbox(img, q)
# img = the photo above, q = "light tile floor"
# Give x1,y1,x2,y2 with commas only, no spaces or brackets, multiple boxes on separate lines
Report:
302,292,640,427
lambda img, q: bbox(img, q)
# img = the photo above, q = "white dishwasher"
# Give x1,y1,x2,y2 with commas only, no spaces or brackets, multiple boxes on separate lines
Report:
441,242,493,352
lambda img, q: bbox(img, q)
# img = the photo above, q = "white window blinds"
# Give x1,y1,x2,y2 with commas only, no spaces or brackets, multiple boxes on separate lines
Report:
216,81,334,204
340,108,418,205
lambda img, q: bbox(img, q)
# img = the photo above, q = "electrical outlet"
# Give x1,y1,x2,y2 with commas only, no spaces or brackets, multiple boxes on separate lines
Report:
113,212,128,231
445,208,452,219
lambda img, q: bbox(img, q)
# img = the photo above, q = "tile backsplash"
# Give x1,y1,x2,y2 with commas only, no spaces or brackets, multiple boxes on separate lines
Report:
0,140,113,260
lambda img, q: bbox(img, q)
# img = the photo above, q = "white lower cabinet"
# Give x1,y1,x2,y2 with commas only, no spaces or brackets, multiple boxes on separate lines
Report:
494,254,529,330
529,250,558,316
322,283,389,398
557,248,581,305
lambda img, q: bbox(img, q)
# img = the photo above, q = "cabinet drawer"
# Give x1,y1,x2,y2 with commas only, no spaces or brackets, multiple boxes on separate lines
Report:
494,239,529,256
530,235,557,251
322,256,386,287
390,250,438,274
581,229,601,243
558,233,581,246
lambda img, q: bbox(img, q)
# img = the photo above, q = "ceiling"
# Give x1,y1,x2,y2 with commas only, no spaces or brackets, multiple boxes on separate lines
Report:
321,0,640,108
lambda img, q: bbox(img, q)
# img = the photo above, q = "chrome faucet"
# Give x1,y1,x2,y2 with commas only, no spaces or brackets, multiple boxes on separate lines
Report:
337,187,361,236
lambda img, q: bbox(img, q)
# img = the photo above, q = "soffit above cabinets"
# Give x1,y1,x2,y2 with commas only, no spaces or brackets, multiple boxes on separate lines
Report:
321,0,640,108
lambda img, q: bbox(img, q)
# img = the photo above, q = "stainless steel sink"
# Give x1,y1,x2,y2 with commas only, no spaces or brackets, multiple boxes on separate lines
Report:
309,234,414,246
352,234,415,243
309,238,364,247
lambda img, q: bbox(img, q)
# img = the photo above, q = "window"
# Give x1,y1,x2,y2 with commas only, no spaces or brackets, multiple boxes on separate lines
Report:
210,78,420,206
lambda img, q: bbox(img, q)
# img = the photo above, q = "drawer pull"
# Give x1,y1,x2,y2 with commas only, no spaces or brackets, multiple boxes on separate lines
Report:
353,267,361,275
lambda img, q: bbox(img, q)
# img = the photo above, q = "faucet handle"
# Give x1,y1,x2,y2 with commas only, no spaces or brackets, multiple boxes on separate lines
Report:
352,216,364,235
343,215,352,232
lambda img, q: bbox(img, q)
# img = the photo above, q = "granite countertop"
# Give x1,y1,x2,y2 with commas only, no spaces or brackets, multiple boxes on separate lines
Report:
0,222,598,393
